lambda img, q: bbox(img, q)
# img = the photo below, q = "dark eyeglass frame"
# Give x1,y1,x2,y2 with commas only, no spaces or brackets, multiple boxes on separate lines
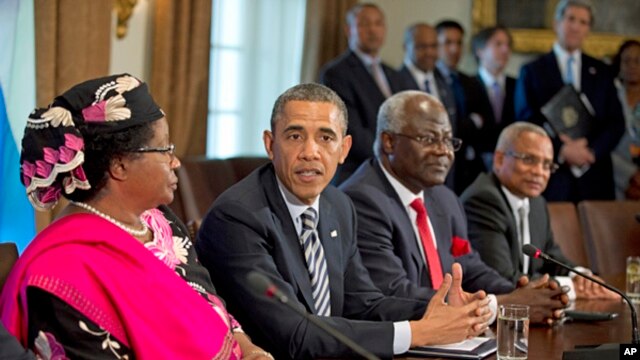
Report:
505,151,559,173
133,143,176,156
393,133,463,151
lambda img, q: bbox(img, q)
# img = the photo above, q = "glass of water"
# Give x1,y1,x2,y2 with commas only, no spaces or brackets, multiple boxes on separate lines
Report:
627,256,640,304
497,304,529,360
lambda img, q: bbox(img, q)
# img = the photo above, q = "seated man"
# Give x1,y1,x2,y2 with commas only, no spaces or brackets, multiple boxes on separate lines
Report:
196,83,491,359
340,90,569,325
460,122,619,300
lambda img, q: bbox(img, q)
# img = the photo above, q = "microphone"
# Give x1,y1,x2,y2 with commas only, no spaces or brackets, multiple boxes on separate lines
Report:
246,271,381,360
523,244,639,359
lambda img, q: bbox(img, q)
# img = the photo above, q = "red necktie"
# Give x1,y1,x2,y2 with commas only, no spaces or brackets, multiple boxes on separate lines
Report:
410,198,443,289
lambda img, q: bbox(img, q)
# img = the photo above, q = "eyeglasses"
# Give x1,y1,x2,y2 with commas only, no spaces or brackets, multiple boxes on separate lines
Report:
393,133,463,151
133,143,176,157
505,151,559,173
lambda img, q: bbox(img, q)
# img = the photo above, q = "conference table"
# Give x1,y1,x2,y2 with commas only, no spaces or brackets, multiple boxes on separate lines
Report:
400,275,635,359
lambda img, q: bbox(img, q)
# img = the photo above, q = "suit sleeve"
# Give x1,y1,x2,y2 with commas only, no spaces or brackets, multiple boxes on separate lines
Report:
347,184,437,301
196,199,400,359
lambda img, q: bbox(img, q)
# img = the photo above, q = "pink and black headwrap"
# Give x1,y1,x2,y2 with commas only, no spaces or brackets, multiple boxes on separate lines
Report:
20,74,164,210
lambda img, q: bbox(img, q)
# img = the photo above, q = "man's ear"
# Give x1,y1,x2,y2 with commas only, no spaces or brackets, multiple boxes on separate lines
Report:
381,131,395,155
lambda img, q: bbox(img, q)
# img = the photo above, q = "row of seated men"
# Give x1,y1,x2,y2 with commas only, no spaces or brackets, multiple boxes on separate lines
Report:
320,1,627,204
192,84,620,359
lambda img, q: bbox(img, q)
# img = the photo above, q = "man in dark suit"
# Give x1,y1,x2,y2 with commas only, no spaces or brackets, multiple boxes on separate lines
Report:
320,3,408,184
340,90,569,325
460,122,617,300
514,0,624,202
434,19,486,194
196,84,492,359
470,26,517,171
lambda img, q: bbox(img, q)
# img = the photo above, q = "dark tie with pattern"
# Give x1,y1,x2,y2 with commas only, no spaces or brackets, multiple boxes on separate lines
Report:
300,207,331,316
424,79,431,94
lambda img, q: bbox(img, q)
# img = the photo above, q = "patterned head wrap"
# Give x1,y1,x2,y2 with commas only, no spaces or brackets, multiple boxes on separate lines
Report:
20,74,164,210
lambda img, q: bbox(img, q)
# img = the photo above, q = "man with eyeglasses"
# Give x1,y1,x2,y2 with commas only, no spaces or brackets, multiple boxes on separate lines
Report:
340,91,571,326
460,122,618,300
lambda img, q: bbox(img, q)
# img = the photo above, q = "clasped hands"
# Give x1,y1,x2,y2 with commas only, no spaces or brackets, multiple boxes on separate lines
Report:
559,134,594,167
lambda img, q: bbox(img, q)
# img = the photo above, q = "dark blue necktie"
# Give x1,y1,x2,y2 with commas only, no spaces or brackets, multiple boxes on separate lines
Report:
300,208,331,316
450,72,466,118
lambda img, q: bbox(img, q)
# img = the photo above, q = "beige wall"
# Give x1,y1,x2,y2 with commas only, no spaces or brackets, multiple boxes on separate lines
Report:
109,0,154,81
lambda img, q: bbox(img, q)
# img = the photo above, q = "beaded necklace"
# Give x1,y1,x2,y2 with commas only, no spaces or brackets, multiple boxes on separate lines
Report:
71,201,149,237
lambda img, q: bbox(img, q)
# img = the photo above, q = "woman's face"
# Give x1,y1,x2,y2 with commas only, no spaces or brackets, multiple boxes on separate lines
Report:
125,117,180,209
620,44,640,85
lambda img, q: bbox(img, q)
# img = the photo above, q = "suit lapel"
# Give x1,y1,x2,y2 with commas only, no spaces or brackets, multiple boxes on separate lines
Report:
318,196,341,314
346,51,386,103
262,167,316,311
423,188,453,274
491,174,525,272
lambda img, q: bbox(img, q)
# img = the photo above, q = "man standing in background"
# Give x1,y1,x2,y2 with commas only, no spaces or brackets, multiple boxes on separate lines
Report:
320,3,408,184
514,0,624,202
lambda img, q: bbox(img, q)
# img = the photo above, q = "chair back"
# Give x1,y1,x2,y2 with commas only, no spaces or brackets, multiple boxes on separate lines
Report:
0,242,18,293
578,200,640,276
547,202,589,267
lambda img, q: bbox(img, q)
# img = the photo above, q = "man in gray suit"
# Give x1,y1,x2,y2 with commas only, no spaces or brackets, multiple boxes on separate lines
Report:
340,90,569,326
196,83,491,359
460,122,618,300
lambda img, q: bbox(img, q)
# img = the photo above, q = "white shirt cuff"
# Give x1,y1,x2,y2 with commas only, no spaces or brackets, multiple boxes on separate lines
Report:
393,321,412,354
487,294,498,325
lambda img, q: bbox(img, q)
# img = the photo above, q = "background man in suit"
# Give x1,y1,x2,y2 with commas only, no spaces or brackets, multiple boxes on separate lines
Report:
196,84,491,359
514,0,624,202
435,19,485,194
340,90,569,325
471,26,517,171
460,122,618,300
320,3,408,184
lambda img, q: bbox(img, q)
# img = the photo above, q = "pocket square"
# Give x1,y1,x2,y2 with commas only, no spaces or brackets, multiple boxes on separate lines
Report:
330,230,338,238
451,236,471,257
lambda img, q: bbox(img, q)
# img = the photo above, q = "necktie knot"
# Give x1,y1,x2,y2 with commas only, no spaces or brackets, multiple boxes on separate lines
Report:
410,198,426,216
301,207,318,231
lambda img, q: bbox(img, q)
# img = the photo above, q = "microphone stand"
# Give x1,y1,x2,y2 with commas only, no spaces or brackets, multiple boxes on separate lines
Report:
523,245,639,360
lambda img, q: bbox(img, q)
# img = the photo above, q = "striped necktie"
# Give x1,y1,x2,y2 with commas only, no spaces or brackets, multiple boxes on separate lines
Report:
300,207,331,316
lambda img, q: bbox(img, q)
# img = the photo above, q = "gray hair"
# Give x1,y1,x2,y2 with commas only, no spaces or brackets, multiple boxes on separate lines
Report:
555,0,595,25
270,83,348,135
374,90,431,157
495,122,549,152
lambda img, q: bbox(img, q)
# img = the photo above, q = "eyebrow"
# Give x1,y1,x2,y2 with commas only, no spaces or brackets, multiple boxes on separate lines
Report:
282,125,339,137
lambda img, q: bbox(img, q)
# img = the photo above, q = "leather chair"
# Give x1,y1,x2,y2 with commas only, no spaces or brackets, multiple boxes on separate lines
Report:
173,156,269,224
0,242,19,294
547,202,589,267
578,201,640,276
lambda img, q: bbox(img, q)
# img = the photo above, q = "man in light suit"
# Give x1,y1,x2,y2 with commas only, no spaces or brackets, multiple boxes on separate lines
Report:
320,3,409,184
514,0,624,202
196,84,491,359
470,25,517,171
340,91,569,325
460,122,618,300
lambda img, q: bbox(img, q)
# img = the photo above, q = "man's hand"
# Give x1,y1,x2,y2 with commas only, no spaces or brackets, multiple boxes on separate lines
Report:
573,275,621,300
498,274,568,325
447,263,487,307
559,135,594,167
410,272,492,347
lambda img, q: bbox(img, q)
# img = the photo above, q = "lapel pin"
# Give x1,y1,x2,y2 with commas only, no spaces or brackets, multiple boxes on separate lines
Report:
589,67,596,75
330,230,338,238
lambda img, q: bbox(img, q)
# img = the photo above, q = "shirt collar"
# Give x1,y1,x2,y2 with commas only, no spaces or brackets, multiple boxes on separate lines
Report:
553,42,582,66
404,59,435,85
478,66,505,89
436,60,454,80
352,47,381,68
501,184,530,213
276,177,320,225
379,159,424,207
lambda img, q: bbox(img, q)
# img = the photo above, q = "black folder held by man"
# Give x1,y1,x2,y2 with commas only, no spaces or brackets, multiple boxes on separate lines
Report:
541,85,594,139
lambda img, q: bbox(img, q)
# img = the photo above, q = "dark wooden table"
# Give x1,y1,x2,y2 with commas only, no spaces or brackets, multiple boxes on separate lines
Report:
398,299,632,359
400,274,634,359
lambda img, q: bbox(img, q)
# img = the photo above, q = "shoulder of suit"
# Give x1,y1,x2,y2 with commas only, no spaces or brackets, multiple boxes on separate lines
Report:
319,51,356,75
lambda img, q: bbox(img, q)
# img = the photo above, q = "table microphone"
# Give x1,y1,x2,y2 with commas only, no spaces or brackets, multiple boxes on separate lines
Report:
523,244,639,360
246,271,381,360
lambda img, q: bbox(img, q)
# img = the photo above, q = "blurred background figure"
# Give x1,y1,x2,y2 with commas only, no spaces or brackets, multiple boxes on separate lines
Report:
612,39,640,199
